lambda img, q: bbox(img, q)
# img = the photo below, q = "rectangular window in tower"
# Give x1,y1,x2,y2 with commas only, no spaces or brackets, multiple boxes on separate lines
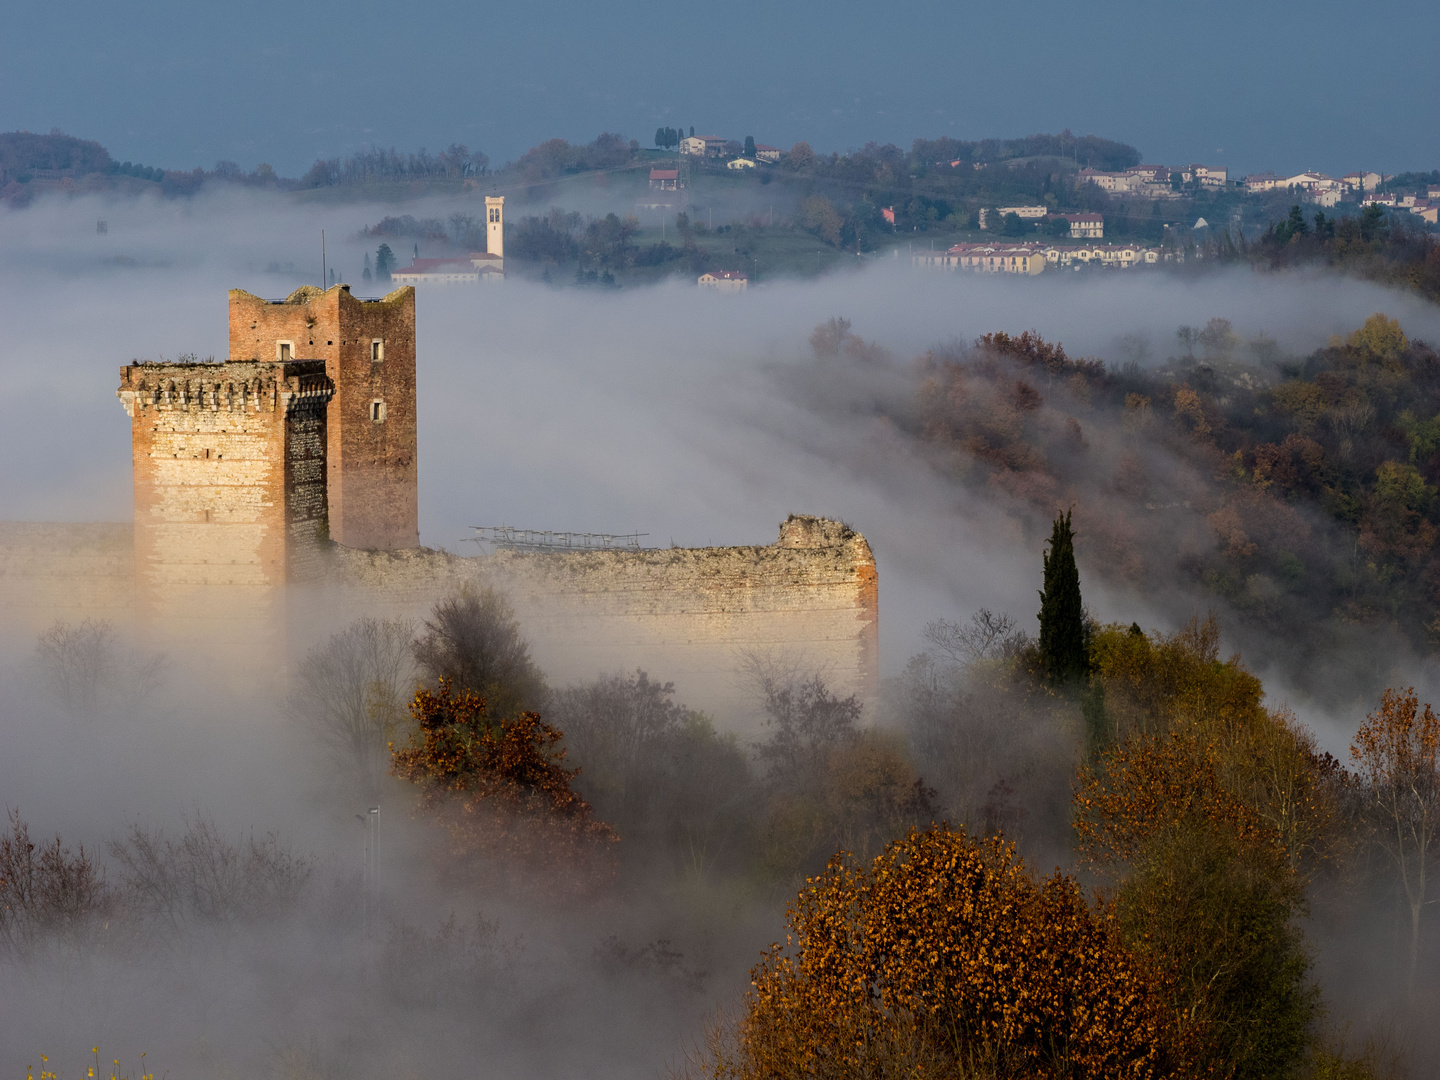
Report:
370,400,386,422
278,341,293,362
371,339,384,362
489,208,500,222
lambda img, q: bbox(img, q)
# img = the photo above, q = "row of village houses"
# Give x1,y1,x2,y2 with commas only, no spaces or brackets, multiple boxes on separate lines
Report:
913,241,1172,274
1076,164,1382,198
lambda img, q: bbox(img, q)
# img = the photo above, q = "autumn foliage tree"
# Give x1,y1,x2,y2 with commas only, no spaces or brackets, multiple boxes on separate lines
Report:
899,316,1440,667
697,826,1176,1080
390,681,616,881
1075,617,1329,1079
1350,686,1439,988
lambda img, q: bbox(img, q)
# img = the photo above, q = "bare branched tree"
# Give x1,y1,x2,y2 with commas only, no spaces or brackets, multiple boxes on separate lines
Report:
33,619,166,716
34,619,117,714
412,584,546,717
108,814,313,931
550,670,693,801
923,609,1027,667
0,809,111,955
381,912,513,1007
548,670,753,869
739,653,862,780
290,617,416,800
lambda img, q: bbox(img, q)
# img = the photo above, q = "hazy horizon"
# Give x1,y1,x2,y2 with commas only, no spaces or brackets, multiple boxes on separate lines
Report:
2,0,1436,179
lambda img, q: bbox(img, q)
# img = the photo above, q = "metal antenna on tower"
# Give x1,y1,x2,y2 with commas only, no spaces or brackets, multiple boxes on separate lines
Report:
321,229,327,289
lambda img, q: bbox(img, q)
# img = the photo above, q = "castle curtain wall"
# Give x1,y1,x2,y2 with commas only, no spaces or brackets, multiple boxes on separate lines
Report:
307,517,879,732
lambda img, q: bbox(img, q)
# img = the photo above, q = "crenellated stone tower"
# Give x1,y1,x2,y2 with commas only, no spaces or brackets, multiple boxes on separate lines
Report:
116,358,334,626
228,284,418,551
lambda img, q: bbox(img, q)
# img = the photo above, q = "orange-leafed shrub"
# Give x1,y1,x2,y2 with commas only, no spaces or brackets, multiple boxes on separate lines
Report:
699,825,1176,1080
390,681,616,881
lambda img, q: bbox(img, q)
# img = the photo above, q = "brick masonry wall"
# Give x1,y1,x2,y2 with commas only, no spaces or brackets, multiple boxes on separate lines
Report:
229,285,418,551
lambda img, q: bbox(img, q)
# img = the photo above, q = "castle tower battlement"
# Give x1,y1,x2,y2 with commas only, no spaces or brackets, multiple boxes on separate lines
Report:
117,358,334,635
228,284,417,551
117,361,334,418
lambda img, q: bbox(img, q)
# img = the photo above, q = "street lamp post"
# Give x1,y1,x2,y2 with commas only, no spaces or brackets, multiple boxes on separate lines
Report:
357,806,380,932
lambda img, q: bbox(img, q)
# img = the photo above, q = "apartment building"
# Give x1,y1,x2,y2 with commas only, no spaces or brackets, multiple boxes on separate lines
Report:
1052,212,1103,238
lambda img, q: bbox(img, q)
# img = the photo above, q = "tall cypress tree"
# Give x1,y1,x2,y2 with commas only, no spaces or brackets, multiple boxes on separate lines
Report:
1038,509,1086,684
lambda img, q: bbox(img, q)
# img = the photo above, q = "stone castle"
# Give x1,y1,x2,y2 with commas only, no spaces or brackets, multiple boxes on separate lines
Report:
1,285,878,724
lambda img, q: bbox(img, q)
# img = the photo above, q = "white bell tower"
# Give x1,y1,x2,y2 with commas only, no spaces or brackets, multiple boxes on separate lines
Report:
485,196,505,261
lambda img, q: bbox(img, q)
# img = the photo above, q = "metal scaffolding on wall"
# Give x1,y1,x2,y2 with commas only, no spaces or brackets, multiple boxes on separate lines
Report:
467,525,651,553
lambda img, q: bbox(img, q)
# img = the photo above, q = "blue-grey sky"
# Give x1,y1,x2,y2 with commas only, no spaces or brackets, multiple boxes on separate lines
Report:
3,0,1436,178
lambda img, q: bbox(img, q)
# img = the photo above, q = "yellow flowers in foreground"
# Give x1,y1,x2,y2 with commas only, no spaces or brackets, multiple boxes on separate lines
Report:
29,1049,152,1080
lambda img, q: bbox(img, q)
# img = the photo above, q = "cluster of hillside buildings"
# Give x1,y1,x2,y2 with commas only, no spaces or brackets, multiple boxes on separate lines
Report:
644,136,781,194
1357,185,1440,224
1240,171,1437,221
1077,163,1228,197
678,134,783,163
1241,170,1382,198
1076,164,1436,222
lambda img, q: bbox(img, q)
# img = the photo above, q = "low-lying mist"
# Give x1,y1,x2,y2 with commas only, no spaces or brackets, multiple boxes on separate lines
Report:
3,185,1439,1078
6,186,1440,709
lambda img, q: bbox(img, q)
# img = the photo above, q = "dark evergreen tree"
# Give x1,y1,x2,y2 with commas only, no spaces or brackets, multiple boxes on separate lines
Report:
375,243,394,282
744,135,756,158
1037,509,1086,684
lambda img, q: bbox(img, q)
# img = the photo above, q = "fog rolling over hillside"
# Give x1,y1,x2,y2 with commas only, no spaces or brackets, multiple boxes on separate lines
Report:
2,186,1439,1078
